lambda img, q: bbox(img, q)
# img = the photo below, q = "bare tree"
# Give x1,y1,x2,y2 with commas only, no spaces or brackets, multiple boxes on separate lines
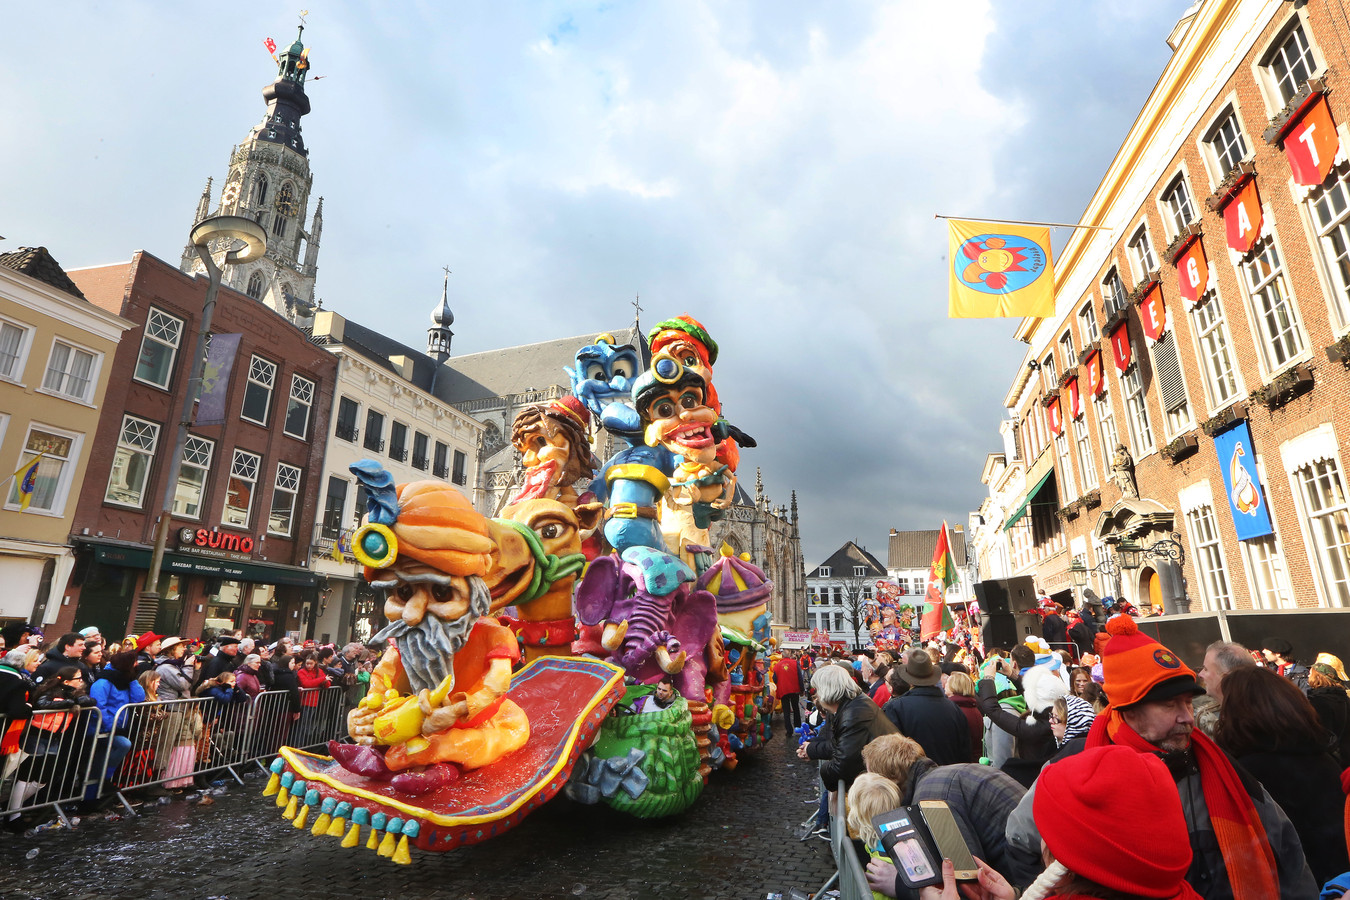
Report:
836,572,876,650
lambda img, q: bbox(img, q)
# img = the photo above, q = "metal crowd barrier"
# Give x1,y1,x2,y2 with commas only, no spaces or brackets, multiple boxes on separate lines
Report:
827,781,872,900
0,685,352,823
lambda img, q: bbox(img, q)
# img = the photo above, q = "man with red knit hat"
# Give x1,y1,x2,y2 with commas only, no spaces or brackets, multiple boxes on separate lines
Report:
1004,616,1316,900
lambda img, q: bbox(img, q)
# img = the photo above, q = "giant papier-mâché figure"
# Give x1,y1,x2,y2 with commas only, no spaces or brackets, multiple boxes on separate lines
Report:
506,396,599,510
566,333,641,427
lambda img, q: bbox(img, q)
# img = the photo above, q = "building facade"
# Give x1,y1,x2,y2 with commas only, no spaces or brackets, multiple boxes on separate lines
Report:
0,248,133,629
61,252,337,641
806,541,888,648
974,0,1350,615
886,527,973,610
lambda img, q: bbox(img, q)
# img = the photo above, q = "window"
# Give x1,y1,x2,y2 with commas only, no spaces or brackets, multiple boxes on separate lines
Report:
268,463,301,535
364,410,385,452
1205,108,1248,177
1073,414,1098,490
1306,165,1350,329
1120,348,1154,455
1094,393,1120,476
272,212,287,238
174,436,213,518
833,613,843,632
0,319,31,381
390,421,409,462
104,415,159,507
246,272,264,300
322,477,348,539
1240,236,1306,372
42,340,96,402
1185,504,1232,610
1041,353,1057,391
223,449,260,527
818,566,832,577
1103,267,1127,317
1189,296,1240,408
1162,175,1196,238
253,174,268,206
283,374,314,439
853,566,866,577
1151,331,1192,436
452,449,467,486
1127,225,1158,282
134,308,183,389
1295,458,1350,606
1055,430,1078,502
1058,331,1075,371
412,432,430,470
1263,19,1317,105
1241,535,1294,610
336,397,359,442
6,427,78,514
1078,301,1099,346
241,355,276,425
434,441,449,478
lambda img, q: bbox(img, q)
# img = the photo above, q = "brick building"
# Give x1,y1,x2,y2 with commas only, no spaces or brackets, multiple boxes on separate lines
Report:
59,251,337,641
970,0,1350,625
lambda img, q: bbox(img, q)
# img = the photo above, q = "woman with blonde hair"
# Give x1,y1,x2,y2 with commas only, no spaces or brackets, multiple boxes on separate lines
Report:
846,773,903,900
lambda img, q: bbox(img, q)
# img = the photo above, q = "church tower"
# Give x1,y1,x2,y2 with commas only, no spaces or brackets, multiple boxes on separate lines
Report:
182,26,322,322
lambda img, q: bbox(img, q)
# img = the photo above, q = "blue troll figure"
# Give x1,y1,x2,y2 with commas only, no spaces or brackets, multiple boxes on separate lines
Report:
566,333,642,426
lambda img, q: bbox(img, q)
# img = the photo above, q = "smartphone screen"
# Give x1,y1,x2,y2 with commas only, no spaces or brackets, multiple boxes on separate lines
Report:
919,801,978,876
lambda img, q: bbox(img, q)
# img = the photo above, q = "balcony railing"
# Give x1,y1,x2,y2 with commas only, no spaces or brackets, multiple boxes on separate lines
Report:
391,448,409,463
335,423,359,442
412,454,429,470
363,438,385,453
434,463,450,478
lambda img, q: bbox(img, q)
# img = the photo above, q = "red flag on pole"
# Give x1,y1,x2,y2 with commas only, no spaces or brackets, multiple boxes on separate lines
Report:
264,37,277,55
920,523,958,641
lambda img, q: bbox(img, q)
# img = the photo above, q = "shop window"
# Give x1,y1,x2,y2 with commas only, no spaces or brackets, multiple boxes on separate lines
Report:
174,436,213,518
134,308,183,390
242,355,276,425
204,580,244,638
42,339,97,402
224,449,260,527
268,462,301,536
104,415,160,508
6,426,79,514
283,374,314,439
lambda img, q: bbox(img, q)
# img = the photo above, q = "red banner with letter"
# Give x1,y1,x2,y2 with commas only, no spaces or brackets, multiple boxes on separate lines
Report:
1085,349,1104,396
1110,323,1132,373
1139,283,1169,343
1046,396,1063,436
1224,179,1263,254
1066,375,1081,419
1176,238,1209,304
1286,96,1341,186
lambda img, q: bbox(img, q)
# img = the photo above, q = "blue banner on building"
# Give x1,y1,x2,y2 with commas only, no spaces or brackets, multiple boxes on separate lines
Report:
196,333,241,426
1213,421,1274,540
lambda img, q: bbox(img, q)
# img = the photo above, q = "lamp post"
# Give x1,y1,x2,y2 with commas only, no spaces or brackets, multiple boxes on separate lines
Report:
1069,545,1134,605
138,217,266,626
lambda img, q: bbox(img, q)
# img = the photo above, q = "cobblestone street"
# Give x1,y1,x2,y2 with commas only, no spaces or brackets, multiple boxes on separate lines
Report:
0,729,834,900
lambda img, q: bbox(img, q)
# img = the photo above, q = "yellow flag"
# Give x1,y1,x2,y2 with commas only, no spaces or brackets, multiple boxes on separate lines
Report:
948,219,1055,318
330,531,347,564
13,453,44,511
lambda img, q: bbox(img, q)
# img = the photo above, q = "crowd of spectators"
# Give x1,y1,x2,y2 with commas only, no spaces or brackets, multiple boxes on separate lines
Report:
774,613,1350,900
0,622,382,831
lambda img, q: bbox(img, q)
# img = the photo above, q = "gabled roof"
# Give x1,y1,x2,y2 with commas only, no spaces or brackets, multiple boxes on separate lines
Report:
887,528,967,569
0,247,86,300
433,326,650,405
811,541,886,576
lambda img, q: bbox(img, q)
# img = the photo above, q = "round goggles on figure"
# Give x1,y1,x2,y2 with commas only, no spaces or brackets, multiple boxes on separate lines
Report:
651,353,685,384
352,522,399,568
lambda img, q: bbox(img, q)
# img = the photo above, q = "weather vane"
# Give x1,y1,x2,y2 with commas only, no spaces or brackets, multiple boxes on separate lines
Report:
442,265,452,279
299,9,309,27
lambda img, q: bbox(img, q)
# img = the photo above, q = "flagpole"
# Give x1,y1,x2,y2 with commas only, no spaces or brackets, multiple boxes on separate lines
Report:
935,214,1111,231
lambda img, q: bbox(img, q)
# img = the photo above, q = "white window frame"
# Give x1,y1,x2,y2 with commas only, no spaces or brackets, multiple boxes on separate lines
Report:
1127,223,1158,284
1301,161,1350,333
0,316,34,384
223,448,261,528
1077,300,1099,346
268,462,302,536
1102,267,1128,317
4,422,83,516
1058,331,1076,373
1160,171,1197,240
283,374,314,440
1201,103,1250,183
241,355,277,426
1073,413,1098,491
1148,330,1194,440
104,414,160,509
1054,430,1078,502
1282,426,1350,609
1119,348,1155,458
1257,14,1322,110
174,435,214,519
39,337,100,404
1187,289,1242,412
132,307,184,390
1179,482,1232,611
1237,233,1309,377
1240,533,1295,610
818,566,831,577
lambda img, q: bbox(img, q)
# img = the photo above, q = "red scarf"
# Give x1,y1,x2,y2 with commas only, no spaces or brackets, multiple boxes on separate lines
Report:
1086,710,1278,900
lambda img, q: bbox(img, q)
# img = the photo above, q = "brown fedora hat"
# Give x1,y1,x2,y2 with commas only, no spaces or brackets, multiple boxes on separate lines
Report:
900,650,941,687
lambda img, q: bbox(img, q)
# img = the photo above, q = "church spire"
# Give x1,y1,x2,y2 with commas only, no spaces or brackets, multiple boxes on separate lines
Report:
428,268,455,363
253,25,312,155
194,177,213,224
303,197,323,275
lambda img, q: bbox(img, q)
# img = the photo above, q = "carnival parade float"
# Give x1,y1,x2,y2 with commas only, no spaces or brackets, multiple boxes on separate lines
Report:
264,315,776,861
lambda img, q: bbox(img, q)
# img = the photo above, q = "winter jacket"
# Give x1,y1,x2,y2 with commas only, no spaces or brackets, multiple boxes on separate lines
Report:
976,678,1056,762
806,693,897,791
1040,614,1068,650
198,648,241,684
32,648,79,684
297,666,330,707
1067,617,1097,658
271,667,303,714
1308,685,1350,768
881,685,974,765
234,667,264,699
155,659,195,701
1233,742,1349,885
89,675,146,732
134,650,157,676
0,665,34,725
950,693,984,761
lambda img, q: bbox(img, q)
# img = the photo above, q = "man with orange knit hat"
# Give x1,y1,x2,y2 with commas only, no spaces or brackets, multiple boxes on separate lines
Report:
1003,616,1316,900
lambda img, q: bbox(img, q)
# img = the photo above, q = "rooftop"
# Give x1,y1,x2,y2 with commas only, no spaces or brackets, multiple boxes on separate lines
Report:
0,247,87,300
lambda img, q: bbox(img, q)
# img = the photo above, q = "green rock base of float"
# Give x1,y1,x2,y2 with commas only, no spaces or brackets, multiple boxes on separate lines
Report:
591,686,703,818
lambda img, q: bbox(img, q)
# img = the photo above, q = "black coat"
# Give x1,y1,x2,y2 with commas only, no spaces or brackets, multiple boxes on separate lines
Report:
806,694,897,791
1236,743,1349,886
975,678,1057,787
0,666,33,723
1309,685,1350,768
32,648,77,684
1041,614,1068,650
1068,618,1098,658
882,685,974,765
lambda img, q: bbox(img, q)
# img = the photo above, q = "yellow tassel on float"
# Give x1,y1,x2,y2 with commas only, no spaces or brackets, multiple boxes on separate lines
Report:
378,830,397,857
391,835,412,865
276,788,289,808
283,796,298,819
293,804,310,829
263,773,280,796
341,823,361,848
366,829,380,850
326,815,347,838
311,812,331,835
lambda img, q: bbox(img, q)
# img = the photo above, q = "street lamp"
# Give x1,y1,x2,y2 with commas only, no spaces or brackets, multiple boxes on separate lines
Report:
1071,550,1124,602
1116,538,1144,571
139,216,267,622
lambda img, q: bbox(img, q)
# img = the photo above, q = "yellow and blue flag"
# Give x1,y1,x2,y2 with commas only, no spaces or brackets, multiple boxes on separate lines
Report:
12,454,44,511
948,219,1056,318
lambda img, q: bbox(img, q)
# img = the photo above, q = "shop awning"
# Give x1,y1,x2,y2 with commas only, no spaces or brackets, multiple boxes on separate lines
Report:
1005,469,1055,531
88,542,318,587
